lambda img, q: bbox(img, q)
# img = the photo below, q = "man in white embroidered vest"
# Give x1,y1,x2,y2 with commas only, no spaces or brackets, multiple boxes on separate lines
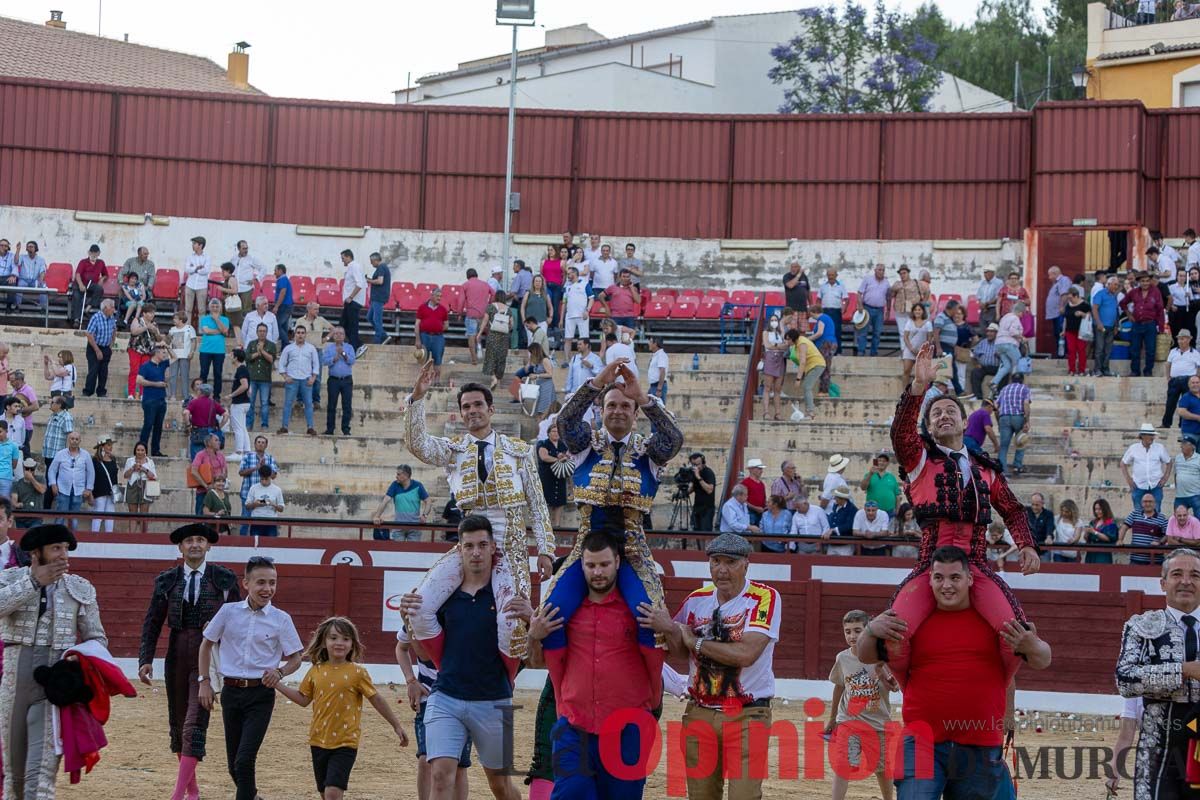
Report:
0,523,106,800
404,360,554,669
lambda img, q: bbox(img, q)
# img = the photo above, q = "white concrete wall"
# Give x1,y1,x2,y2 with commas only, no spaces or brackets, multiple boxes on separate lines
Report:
0,205,1023,299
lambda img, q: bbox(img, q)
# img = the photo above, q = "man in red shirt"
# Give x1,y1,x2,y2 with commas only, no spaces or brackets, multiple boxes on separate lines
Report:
858,545,1051,799
740,458,768,525
603,269,641,329
415,288,450,384
461,268,495,365
1126,270,1166,378
69,243,107,324
529,531,663,799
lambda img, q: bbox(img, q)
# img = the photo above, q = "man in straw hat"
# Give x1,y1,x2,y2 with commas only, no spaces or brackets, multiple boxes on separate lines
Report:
139,523,241,800
0,523,106,799
404,362,555,667
820,454,851,510
1122,422,1173,513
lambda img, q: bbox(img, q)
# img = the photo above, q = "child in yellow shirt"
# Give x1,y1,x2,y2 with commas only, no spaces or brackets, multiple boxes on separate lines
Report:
276,617,409,799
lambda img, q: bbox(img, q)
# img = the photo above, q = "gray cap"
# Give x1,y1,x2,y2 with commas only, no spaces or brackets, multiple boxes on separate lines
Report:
706,533,752,558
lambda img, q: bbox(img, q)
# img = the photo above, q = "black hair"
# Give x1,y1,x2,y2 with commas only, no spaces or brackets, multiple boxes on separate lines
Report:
258,463,273,479
220,261,235,273
370,252,382,260
341,249,354,259
466,268,478,279
513,259,525,269
232,347,246,362
581,530,624,560
605,332,616,343
931,545,970,572
625,242,636,250
457,382,494,409
1187,228,1197,238
396,464,413,477
245,555,276,576
0,497,12,519
275,264,287,274
690,452,706,464
921,393,967,428
458,514,494,539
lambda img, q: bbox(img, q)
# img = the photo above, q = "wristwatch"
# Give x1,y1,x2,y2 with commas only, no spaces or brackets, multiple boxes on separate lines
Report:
196,675,208,683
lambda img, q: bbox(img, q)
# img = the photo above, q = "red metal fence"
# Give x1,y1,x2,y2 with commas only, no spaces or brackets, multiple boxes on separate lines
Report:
0,77,1191,238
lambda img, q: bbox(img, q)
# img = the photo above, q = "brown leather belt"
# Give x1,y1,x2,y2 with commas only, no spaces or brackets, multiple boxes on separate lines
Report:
223,678,264,688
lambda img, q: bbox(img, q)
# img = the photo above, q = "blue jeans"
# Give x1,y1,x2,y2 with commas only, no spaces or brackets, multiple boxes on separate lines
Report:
249,524,279,537
897,738,1014,800
281,380,314,430
991,343,1021,387
199,352,225,398
1176,494,1200,519
857,305,884,356
248,381,271,428
1052,316,1065,356
367,300,386,344
420,332,445,365
1133,486,1164,514
546,283,563,327
997,413,1025,471
963,435,982,454
550,717,646,800
140,398,167,454
1129,321,1158,376
54,492,83,527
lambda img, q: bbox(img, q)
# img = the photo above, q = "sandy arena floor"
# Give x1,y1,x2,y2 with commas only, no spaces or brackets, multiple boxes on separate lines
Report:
54,685,1124,799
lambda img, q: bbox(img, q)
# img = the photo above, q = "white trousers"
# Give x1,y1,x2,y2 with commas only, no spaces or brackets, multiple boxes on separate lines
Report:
229,403,250,454
90,495,115,533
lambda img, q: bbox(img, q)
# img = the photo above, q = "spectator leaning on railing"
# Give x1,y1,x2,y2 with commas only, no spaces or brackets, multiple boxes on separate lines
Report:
1121,492,1169,565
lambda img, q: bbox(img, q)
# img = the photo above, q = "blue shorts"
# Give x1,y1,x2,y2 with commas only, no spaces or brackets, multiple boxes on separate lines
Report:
465,317,481,337
423,691,511,770
414,700,472,766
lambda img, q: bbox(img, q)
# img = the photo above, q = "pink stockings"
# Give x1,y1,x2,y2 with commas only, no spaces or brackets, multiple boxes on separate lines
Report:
171,753,200,800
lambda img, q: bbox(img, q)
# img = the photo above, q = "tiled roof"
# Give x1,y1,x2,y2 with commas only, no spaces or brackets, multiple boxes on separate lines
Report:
0,15,263,94
1097,40,1200,60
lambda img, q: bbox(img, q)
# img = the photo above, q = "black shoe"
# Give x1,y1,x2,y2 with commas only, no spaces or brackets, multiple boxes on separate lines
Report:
322,430,334,436
341,429,351,436
152,451,168,458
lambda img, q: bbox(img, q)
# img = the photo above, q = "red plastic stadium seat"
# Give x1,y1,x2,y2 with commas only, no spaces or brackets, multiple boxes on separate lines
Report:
397,293,424,313
937,294,962,315
415,282,438,295
643,300,673,319
705,289,729,302
966,297,981,325
314,277,338,294
152,270,180,301
670,300,698,320
696,300,724,320
655,288,679,300
763,291,785,306
440,285,464,313
44,263,72,294
677,291,702,306
729,290,758,305
205,271,224,301
394,282,416,295
254,276,276,301
315,286,341,308
842,293,859,322
102,275,120,298
291,276,314,305
810,290,820,308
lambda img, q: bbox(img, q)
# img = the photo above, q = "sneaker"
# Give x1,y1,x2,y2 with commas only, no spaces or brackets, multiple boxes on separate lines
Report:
355,345,368,358
382,336,392,346
277,427,289,434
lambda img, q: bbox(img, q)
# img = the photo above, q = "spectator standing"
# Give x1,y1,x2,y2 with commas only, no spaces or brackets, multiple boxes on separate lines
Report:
759,495,793,552
821,454,851,509
1051,499,1083,562
166,311,197,402
201,477,232,532
536,425,570,528
976,264,1003,331
783,261,811,314
1061,286,1092,376
772,460,806,513
1025,492,1056,547
0,239,14,310
853,500,891,557
238,436,278,535
83,299,117,397
322,326,356,437
245,323,277,432
1126,271,1166,377
272,264,294,339
136,344,171,457
183,236,210,324
890,265,924,332
9,370,36,455
618,242,644,286
245,464,285,537
805,308,839,394
1122,424,1173,511
366,252,392,345
858,452,902,516
371,465,430,542
278,325,320,436
480,292,512,391
824,485,858,556
818,268,849,354
590,245,619,297
1083,499,1119,564
1,398,22,457
787,493,830,554
785,328,825,418
12,458,46,529
602,269,640,329
215,261,242,341
991,302,1025,391
899,302,933,385
1156,230,1184,276
1175,436,1200,519
969,323,1000,399
127,303,162,400
41,396,73,471
689,452,717,532
15,240,48,312
227,348,251,455
963,399,999,454
241,296,280,348
185,383,226,459
1170,267,1192,344
197,298,230,398
1120,492,1169,565
0,422,18,500
559,266,592,357
521,274,552,334
461,268,495,366
856,264,890,356
48,430,94,527
646,336,669,413
509,259,533,349
581,233,603,272
415,288,449,385
760,313,788,421
995,373,1031,474
42,349,76,407
296,303,332,408
1044,265,1072,356
69,243,107,324
231,240,264,326
90,435,119,533
1164,330,1200,428
603,331,638,378
740,458,768,525
719,484,760,534
339,249,369,357
540,245,564,328
564,338,602,395
121,442,157,520
997,271,1031,320
1093,275,1122,376
1167,502,1200,546
189,432,227,517
487,264,504,294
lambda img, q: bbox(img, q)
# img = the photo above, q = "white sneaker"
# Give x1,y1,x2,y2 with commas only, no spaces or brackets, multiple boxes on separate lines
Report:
355,345,368,358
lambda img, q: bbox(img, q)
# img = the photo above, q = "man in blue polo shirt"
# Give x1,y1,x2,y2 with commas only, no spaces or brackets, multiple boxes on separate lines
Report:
399,514,529,800
272,264,294,341
1178,375,1200,446
1091,275,1120,377
136,344,172,456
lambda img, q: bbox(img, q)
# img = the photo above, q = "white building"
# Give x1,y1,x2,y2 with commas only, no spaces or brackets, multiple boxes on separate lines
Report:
396,11,1012,114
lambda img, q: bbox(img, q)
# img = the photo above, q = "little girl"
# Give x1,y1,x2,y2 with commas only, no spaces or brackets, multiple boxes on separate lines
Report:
275,617,408,800
122,272,145,326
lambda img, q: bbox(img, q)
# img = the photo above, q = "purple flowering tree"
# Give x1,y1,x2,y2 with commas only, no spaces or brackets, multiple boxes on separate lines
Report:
769,1,943,114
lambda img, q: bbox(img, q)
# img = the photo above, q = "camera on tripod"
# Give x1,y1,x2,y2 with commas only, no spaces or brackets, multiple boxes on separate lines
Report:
671,467,693,501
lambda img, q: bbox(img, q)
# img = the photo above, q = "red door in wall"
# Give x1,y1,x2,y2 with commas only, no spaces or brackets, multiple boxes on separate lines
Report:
1035,231,1087,354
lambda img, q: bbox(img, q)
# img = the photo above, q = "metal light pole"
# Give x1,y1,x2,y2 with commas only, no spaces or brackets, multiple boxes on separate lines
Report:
496,1,535,277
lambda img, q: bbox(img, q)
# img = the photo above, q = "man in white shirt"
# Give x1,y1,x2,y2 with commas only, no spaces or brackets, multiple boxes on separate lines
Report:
277,325,321,436
245,465,285,537
241,296,280,347
560,266,592,356
1121,424,1173,513
232,240,265,318
818,268,848,354
183,236,211,323
1164,330,1200,429
582,233,603,270
976,265,1004,331
339,248,368,357
853,500,892,557
787,493,830,554
646,337,670,406
488,265,504,293
565,339,603,394
1154,230,1183,276
820,454,850,510
603,332,638,379
48,431,94,528
1186,228,1200,270
591,244,619,295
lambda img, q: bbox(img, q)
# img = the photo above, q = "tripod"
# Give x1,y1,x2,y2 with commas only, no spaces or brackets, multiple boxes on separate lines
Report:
667,488,692,531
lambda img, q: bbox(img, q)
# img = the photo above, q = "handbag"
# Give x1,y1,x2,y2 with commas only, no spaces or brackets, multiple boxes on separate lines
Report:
144,479,162,498
1079,314,1094,342
491,307,511,334
953,345,972,364
224,295,242,312
1016,355,1034,374
519,379,540,417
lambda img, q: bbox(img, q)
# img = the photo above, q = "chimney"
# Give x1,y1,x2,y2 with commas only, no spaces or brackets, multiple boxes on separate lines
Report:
227,41,251,90
45,10,65,29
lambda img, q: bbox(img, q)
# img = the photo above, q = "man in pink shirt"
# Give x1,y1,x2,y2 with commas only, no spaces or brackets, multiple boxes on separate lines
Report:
602,269,641,329
1167,501,1200,545
461,268,495,366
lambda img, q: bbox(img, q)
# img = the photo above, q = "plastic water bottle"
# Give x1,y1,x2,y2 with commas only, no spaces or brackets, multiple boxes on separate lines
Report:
692,353,700,371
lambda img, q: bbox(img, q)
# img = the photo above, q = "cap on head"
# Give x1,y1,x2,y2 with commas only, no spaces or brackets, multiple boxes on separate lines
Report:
706,533,751,559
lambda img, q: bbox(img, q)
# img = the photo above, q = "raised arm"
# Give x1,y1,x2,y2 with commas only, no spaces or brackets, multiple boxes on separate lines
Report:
891,346,933,475
642,395,684,466
404,361,454,467
556,379,601,455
